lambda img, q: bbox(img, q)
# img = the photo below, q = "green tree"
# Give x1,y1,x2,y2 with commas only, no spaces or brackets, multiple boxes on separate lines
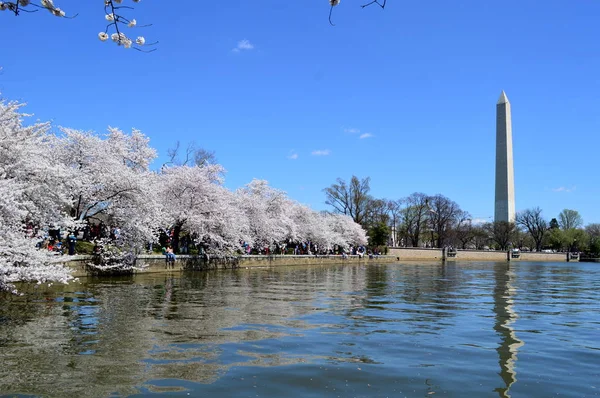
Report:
564,228,588,252
547,227,564,251
555,209,585,253
546,227,587,252
368,221,390,247
586,224,600,256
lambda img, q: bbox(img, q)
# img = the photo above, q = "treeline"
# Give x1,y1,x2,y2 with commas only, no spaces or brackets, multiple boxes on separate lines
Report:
0,98,367,291
323,176,600,256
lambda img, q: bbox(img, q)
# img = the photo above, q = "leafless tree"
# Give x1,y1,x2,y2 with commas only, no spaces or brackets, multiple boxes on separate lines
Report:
193,148,217,167
586,224,600,241
428,194,462,248
400,192,430,247
515,207,548,252
165,141,217,168
323,175,371,225
558,209,583,230
484,221,517,251
364,198,389,226
452,211,474,249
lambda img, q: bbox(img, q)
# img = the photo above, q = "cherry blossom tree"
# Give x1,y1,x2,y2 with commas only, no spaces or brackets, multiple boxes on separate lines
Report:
236,179,295,253
330,213,369,248
238,182,368,254
288,203,320,245
55,126,160,249
316,212,368,251
158,164,248,256
0,98,72,292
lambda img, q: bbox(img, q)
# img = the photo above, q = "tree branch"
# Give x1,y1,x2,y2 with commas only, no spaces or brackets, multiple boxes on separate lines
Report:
361,0,386,9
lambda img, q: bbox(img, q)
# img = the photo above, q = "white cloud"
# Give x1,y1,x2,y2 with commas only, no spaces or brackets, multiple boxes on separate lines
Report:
232,39,254,52
288,153,298,160
552,186,576,193
471,217,491,225
311,149,331,156
344,128,374,139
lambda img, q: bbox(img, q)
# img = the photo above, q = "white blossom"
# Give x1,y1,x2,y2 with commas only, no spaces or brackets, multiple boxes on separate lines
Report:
135,36,145,45
55,127,160,249
158,164,243,256
1,93,367,291
0,3,7,11
128,18,136,27
330,0,340,5
105,13,114,21
98,32,109,41
0,98,73,292
19,0,30,6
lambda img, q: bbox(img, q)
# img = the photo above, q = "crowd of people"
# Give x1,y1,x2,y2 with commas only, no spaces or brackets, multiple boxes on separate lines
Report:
31,222,122,257
31,223,372,261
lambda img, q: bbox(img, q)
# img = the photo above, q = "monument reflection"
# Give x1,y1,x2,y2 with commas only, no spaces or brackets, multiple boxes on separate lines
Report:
493,264,524,398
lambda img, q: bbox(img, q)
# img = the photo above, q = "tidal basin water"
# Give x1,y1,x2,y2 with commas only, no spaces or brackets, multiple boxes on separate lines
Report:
1,262,599,398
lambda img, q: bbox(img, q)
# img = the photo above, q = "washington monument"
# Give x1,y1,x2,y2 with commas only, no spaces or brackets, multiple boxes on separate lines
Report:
495,91,515,223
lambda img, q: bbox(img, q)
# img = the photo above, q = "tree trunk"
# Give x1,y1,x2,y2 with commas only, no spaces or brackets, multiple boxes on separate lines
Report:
172,222,183,253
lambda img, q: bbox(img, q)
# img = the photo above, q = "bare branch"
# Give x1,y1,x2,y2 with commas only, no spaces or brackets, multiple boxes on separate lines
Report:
329,5,335,26
361,0,386,9
328,0,386,26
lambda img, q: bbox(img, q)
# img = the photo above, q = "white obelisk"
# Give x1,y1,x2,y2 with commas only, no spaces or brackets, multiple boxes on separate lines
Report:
495,91,515,223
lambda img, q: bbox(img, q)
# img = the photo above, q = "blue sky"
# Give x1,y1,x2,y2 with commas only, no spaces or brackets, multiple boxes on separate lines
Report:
1,0,599,224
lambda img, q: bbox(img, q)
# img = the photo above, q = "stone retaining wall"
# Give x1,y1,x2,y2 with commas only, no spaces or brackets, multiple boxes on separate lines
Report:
56,248,574,278
387,248,445,261
520,251,569,262
388,247,569,262
57,254,398,277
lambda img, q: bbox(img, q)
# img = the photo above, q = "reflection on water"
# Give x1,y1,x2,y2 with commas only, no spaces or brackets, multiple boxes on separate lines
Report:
1,262,600,397
493,265,524,398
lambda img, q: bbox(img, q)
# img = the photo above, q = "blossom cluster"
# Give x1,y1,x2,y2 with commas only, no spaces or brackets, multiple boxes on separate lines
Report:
0,0,66,17
99,0,152,51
